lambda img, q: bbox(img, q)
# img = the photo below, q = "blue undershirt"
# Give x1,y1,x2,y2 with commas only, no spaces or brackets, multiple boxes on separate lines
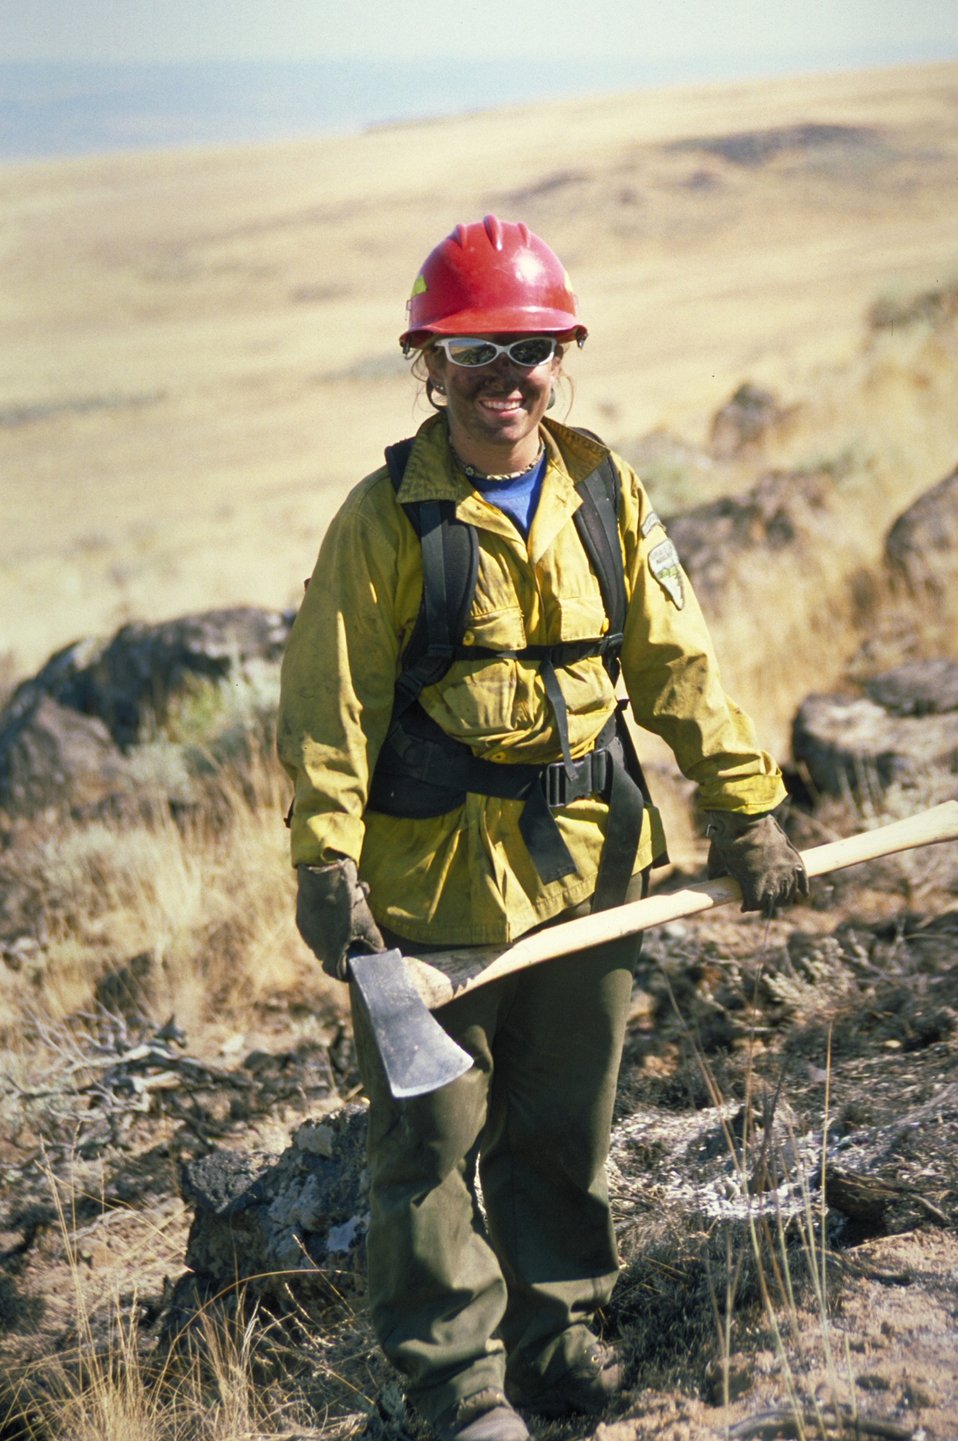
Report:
473,452,547,538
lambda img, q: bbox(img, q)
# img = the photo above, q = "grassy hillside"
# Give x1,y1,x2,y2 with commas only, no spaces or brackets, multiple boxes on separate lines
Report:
2,61,957,721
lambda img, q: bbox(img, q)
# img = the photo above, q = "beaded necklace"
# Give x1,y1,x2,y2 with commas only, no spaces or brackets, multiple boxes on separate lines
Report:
451,443,545,483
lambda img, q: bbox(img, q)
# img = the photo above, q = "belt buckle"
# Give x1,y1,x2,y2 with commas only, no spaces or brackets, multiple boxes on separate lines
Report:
543,762,565,808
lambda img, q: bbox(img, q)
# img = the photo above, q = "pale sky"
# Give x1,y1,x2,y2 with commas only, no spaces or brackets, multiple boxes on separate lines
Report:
3,0,957,68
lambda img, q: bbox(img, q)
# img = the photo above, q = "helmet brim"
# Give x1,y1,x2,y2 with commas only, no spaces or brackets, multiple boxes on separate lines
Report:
401,307,587,351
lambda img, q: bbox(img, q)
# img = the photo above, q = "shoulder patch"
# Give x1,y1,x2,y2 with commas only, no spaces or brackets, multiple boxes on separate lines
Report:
648,537,686,609
641,509,664,538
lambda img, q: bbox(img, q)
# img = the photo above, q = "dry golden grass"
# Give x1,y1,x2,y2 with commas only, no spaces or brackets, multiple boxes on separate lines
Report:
0,741,340,1061
0,741,354,1440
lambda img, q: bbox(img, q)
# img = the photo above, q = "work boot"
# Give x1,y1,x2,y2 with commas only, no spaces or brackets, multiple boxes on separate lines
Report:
436,1388,530,1441
509,1341,623,1419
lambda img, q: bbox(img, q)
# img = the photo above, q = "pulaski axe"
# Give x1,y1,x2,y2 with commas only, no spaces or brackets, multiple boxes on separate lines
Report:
348,800,958,1100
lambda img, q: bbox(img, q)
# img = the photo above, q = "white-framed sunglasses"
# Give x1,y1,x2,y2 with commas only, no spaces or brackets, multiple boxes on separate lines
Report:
432,336,559,368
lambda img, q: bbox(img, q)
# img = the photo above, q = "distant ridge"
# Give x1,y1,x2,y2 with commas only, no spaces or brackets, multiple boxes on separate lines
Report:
1,49,954,161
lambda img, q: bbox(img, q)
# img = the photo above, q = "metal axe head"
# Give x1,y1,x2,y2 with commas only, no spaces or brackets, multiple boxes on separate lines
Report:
348,949,473,1100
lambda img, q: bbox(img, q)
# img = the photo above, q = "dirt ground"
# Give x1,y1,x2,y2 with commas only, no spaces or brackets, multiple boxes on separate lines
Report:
2,846,956,1441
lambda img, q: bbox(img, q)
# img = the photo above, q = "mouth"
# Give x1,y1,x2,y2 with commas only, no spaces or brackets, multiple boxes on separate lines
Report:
476,393,525,416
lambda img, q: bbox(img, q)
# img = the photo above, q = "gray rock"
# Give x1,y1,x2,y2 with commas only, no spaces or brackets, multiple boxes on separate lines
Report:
864,659,958,717
0,605,294,815
0,691,135,815
171,1104,370,1330
23,606,293,749
669,466,837,610
885,464,958,601
709,381,792,459
793,675,958,797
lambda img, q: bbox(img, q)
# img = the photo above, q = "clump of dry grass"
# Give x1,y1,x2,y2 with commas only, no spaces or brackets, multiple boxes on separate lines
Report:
0,1133,391,1441
6,1208,338,1441
0,743,331,1049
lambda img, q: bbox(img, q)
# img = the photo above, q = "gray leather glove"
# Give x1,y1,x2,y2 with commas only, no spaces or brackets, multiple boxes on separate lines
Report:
705,808,809,916
295,857,385,980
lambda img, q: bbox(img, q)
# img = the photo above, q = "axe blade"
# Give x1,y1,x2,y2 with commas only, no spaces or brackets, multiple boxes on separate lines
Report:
348,949,473,1100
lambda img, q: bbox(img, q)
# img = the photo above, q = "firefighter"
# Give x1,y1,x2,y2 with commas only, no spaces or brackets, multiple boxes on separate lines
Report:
278,215,807,1441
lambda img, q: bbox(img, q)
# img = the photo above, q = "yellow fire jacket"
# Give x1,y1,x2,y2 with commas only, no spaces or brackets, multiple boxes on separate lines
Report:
278,415,786,946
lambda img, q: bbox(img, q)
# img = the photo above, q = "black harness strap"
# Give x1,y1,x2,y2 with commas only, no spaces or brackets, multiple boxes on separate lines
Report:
573,460,627,680
370,702,582,884
385,440,478,719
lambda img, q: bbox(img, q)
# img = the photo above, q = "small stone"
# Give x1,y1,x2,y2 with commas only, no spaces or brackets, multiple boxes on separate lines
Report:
294,1121,335,1156
858,1372,890,1392
902,1380,938,1408
704,1354,753,1404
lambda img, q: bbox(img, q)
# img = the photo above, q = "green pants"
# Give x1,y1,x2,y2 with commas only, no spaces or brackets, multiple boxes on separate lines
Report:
351,928,639,1424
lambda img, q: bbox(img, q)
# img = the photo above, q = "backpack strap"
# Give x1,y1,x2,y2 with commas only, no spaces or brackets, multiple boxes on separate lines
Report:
572,454,627,675
384,439,478,717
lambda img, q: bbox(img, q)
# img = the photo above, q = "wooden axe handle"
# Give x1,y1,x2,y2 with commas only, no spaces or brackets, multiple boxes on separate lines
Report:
403,800,958,1011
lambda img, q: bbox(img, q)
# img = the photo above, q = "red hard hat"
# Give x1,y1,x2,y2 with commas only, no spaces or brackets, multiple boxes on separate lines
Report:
400,214,588,352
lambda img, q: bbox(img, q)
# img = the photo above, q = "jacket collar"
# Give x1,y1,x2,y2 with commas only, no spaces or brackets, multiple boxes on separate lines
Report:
395,413,611,506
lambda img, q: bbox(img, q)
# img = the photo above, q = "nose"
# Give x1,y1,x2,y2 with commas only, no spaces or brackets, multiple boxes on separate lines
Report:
487,352,520,378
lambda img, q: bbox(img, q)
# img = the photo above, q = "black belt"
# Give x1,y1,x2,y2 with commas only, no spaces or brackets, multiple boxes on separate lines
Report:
368,706,644,911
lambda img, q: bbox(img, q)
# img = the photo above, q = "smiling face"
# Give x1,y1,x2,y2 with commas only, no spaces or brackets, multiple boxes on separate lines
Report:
424,334,562,475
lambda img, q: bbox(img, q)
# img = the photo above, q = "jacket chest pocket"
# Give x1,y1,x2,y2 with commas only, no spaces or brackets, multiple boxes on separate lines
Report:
550,594,609,642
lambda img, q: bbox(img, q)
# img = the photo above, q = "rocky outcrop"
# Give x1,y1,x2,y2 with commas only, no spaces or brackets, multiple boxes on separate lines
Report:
669,465,837,610
162,1105,369,1342
11,606,293,749
708,381,794,459
0,693,135,815
792,660,958,797
864,659,958,718
0,606,293,816
884,463,958,603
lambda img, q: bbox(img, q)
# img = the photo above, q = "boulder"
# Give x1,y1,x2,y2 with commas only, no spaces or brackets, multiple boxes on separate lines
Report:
0,691,135,815
885,464,958,601
864,660,958,718
0,606,294,815
669,466,837,610
792,660,958,797
20,606,294,748
163,1104,370,1340
709,381,793,459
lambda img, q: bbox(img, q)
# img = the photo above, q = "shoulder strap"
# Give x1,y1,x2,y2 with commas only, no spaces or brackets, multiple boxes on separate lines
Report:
571,455,625,637
384,436,416,495
384,438,479,714
569,434,626,676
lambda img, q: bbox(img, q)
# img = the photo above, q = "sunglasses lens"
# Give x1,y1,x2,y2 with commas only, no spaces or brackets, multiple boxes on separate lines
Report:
443,339,500,367
439,337,557,367
507,338,555,366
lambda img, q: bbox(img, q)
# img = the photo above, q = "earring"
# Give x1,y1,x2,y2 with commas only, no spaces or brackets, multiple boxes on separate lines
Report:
426,379,446,410
435,382,446,395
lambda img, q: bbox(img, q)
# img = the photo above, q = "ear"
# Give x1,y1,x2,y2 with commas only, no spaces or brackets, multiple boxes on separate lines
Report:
422,345,445,386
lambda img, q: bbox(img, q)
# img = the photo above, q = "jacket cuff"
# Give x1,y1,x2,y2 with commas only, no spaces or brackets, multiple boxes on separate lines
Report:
289,812,365,869
695,775,788,816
